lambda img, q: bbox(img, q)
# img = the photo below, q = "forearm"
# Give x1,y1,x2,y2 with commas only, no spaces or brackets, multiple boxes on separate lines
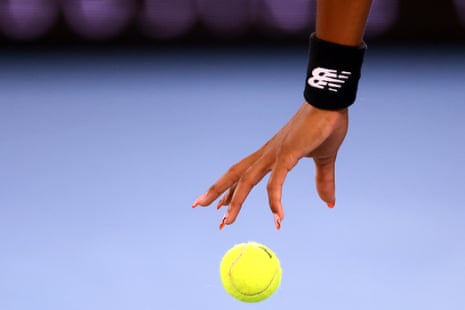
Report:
316,0,372,46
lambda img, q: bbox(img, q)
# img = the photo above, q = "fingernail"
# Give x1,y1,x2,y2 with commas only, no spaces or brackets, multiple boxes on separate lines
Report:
219,216,227,230
274,214,281,230
216,198,224,210
192,194,204,208
327,202,335,208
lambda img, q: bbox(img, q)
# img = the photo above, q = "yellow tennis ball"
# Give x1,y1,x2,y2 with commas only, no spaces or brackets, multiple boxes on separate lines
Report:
219,241,282,302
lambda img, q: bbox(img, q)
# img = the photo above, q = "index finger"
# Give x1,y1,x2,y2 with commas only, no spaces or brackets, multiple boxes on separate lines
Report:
192,150,263,208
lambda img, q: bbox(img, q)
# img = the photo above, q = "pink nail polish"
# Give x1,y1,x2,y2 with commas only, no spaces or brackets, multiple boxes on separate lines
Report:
274,214,281,230
219,216,227,230
192,195,202,208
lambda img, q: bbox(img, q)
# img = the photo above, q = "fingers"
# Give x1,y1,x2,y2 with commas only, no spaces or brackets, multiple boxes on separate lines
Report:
267,157,297,230
314,156,337,208
220,155,272,228
194,104,347,230
192,150,263,208
216,183,236,210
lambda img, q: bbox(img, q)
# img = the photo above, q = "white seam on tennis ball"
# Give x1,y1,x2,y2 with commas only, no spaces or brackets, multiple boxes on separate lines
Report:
228,243,279,297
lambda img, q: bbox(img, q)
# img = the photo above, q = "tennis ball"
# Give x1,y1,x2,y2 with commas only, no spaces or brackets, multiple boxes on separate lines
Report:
219,241,282,302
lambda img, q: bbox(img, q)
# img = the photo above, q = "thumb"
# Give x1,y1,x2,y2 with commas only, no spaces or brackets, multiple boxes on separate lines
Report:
313,156,337,208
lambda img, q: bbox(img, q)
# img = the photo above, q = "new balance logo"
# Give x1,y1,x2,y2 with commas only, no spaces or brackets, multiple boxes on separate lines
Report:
307,67,351,92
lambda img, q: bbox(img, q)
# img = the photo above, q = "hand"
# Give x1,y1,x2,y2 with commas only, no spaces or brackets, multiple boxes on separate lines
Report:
192,102,349,230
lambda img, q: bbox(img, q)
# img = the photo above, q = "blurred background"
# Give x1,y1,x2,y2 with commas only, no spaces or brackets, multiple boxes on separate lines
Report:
0,0,464,45
1,1,465,310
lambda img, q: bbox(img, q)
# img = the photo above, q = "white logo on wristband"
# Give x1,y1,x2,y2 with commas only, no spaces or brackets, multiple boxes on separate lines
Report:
308,67,351,92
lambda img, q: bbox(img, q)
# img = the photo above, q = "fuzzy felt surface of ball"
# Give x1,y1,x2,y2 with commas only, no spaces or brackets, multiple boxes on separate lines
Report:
219,241,282,302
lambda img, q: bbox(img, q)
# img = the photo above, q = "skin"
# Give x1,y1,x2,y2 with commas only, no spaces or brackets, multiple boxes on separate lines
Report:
192,0,373,230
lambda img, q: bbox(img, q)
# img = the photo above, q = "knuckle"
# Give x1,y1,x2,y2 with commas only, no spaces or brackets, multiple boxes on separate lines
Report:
226,162,242,178
266,179,276,193
266,180,274,193
238,173,257,189
266,175,281,193
314,155,336,166
207,184,221,197
280,153,298,169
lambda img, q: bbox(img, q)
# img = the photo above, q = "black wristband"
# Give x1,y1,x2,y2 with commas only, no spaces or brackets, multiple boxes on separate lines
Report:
304,33,367,110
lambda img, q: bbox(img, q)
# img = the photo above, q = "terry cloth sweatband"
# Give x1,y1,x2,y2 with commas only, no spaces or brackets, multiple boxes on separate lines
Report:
304,33,366,110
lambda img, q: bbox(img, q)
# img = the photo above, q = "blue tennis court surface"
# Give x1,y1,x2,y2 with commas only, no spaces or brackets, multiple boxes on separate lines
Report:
1,45,464,309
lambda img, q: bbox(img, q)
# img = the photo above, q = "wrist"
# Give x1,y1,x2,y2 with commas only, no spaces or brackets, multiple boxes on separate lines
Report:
304,33,366,110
